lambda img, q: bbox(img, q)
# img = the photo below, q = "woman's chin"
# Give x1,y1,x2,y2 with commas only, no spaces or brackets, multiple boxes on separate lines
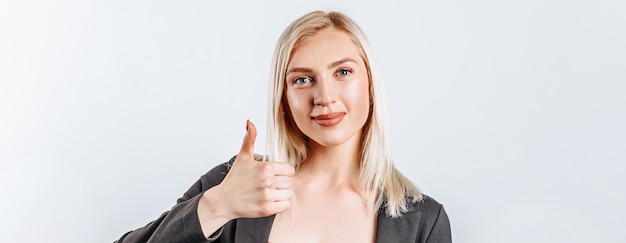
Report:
308,132,361,149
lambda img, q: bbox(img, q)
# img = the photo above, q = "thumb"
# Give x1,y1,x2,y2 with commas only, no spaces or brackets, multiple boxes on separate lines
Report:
237,119,257,161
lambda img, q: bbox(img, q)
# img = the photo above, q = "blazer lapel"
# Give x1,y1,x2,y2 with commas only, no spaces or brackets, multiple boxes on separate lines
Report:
234,215,275,243
375,209,421,243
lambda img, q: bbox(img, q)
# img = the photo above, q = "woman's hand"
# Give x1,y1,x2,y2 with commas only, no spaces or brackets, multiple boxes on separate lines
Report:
197,120,294,237
215,120,294,218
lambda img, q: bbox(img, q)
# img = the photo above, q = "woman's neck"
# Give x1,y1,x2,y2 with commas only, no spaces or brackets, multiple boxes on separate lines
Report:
297,135,362,190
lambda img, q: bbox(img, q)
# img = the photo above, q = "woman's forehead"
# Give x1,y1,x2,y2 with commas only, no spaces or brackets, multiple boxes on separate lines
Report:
287,28,363,69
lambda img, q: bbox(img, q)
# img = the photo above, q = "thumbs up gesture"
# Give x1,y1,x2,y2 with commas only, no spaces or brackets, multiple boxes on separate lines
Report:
200,120,295,227
224,120,295,217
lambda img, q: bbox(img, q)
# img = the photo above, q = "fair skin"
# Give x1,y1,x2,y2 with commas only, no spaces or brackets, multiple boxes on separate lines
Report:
268,27,375,242
197,120,295,237
196,27,375,242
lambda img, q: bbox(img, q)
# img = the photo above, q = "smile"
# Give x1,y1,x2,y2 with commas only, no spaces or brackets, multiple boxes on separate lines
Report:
312,112,346,127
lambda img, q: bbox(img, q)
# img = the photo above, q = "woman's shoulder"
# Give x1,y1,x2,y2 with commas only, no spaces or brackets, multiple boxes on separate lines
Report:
393,194,449,225
410,194,445,215
409,194,451,235
409,194,451,242
378,194,451,242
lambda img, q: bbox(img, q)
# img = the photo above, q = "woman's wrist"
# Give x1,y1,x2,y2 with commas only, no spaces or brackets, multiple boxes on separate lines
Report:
197,185,233,238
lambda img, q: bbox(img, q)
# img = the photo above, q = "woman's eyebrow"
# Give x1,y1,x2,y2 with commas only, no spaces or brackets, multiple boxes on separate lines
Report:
286,67,313,75
286,58,357,75
328,58,357,69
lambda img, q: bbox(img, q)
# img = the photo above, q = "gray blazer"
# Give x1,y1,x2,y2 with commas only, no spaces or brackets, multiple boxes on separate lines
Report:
116,157,452,243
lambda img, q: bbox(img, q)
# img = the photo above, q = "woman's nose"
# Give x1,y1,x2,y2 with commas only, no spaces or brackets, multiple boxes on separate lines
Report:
313,78,336,106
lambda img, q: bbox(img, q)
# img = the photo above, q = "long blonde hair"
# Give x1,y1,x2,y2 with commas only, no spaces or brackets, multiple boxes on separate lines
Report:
265,11,422,217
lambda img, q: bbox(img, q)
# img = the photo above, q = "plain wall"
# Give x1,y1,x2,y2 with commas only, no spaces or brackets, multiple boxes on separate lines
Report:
1,0,624,242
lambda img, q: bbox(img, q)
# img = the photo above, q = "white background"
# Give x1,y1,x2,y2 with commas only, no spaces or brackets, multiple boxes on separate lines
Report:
1,0,625,242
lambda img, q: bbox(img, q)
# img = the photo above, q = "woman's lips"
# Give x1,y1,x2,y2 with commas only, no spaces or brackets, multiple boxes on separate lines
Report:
312,112,346,127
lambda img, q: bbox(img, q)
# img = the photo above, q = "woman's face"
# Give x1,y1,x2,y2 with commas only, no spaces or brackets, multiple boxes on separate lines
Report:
285,27,370,149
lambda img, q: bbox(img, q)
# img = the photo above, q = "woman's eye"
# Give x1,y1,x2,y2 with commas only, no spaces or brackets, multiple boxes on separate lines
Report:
293,77,312,85
337,69,352,77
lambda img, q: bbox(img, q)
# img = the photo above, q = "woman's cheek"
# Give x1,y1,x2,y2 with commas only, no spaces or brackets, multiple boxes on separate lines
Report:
286,90,310,120
345,78,370,110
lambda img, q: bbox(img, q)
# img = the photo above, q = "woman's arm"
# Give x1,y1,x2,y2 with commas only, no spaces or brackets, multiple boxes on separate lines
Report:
115,120,295,242
115,160,232,243
425,204,452,243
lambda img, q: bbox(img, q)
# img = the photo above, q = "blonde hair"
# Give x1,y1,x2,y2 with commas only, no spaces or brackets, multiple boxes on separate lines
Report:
265,11,422,217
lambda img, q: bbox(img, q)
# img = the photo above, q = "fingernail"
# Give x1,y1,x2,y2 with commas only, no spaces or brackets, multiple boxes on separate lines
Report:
246,119,249,131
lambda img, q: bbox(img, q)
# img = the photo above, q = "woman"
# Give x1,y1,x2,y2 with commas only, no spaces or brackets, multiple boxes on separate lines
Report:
117,11,451,243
